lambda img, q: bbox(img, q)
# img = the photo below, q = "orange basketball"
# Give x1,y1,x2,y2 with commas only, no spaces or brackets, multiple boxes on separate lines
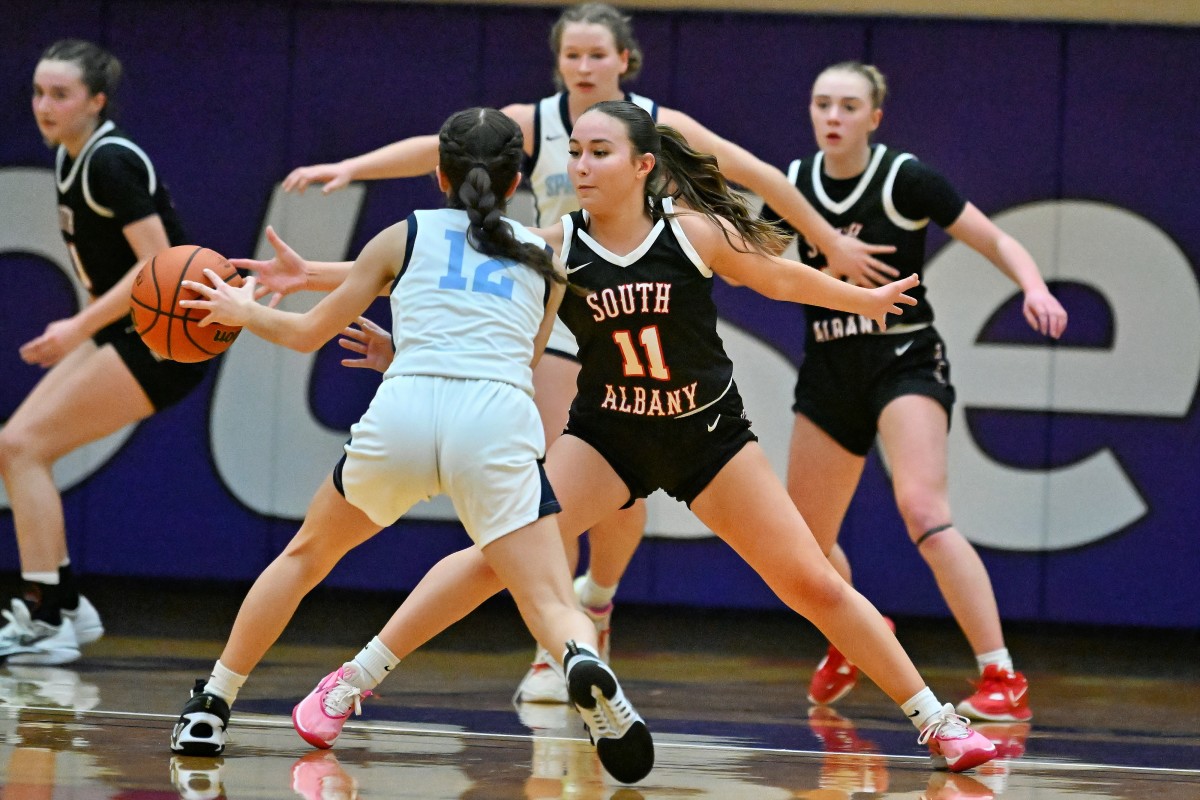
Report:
130,245,243,363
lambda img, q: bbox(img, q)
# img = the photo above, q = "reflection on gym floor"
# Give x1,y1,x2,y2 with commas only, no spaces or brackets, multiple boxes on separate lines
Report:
0,606,1197,800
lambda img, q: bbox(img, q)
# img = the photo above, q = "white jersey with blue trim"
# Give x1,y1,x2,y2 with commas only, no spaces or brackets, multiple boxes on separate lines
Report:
384,208,551,397
527,91,658,228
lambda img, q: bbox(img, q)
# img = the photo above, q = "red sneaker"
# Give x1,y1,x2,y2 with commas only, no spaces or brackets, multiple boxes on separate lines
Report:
956,666,1032,722
808,616,894,705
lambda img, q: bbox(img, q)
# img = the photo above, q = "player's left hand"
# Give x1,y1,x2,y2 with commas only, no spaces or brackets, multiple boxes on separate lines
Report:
18,316,88,368
825,236,898,287
180,269,260,327
1023,288,1068,339
338,316,394,373
864,273,920,332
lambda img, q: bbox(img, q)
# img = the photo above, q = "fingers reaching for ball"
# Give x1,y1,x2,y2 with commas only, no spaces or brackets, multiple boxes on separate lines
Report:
180,270,259,328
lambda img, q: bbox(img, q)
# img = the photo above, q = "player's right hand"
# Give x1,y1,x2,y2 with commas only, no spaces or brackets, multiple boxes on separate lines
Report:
230,226,307,305
282,162,352,195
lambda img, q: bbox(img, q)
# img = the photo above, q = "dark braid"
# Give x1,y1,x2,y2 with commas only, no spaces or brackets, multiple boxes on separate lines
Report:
438,108,563,285
586,100,788,256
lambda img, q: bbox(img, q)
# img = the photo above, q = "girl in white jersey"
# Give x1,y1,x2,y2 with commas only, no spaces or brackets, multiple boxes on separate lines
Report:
168,108,654,785
258,3,896,704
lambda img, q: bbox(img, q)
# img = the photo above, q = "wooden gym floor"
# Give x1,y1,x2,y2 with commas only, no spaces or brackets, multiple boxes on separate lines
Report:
0,578,1196,799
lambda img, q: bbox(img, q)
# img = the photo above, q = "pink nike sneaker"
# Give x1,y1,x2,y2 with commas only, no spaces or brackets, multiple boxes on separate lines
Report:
291,751,357,800
919,704,998,772
292,667,372,750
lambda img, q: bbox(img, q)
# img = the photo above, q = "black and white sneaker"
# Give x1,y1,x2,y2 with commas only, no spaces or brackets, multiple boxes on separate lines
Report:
170,679,230,756
564,641,654,784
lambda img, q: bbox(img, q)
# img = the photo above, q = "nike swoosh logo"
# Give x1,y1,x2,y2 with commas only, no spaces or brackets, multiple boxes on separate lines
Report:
894,339,914,357
707,416,720,432
546,133,564,141
565,261,592,274
908,709,921,717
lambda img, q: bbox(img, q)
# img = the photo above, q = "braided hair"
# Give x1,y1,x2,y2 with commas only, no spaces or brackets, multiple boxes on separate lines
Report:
438,108,563,285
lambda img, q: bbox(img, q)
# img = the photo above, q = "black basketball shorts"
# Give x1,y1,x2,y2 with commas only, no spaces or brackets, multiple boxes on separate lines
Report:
792,326,956,457
564,382,758,507
94,316,208,411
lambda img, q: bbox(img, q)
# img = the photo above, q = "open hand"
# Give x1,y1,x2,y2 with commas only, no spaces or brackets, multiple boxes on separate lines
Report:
179,270,260,328
282,162,352,195
865,273,920,332
338,316,394,373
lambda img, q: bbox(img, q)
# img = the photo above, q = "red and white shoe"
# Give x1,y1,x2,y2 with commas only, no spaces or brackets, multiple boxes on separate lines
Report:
919,704,998,772
292,667,372,749
956,666,1032,722
808,616,894,705
513,647,569,704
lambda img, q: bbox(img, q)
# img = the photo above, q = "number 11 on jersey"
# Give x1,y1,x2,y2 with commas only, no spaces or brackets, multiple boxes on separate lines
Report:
613,326,671,380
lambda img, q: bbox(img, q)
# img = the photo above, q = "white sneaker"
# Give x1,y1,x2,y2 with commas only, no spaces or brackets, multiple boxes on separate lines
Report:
513,647,568,704
0,665,101,711
170,755,226,800
0,599,81,666
62,596,104,646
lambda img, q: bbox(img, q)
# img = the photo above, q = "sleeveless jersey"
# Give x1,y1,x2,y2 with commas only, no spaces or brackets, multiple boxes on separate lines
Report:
383,208,551,397
55,120,187,296
527,91,658,227
769,144,965,346
557,198,735,420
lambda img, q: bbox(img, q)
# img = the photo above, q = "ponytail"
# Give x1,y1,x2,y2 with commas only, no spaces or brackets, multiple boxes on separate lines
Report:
439,108,563,286
654,126,789,255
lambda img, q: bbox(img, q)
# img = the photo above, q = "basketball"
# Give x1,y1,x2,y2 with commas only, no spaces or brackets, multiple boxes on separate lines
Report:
130,245,243,362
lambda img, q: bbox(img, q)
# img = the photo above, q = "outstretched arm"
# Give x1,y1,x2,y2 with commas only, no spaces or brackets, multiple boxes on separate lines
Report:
283,135,441,195
677,212,917,331
181,222,405,352
281,103,537,195
659,107,897,285
946,203,1068,339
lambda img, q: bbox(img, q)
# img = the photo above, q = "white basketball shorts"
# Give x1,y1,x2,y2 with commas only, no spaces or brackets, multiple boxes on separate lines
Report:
340,375,554,547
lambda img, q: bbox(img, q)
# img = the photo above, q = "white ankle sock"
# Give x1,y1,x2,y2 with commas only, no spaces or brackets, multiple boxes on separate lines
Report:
576,573,617,609
344,636,400,690
21,571,59,585
975,647,1013,673
204,660,247,706
901,687,944,730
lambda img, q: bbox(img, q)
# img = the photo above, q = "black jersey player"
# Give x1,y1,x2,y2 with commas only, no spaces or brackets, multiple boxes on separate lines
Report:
0,40,203,665
760,62,1067,722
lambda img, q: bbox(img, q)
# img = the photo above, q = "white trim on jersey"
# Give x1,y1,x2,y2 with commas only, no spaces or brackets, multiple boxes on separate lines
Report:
662,196,712,278
881,153,929,231
576,210,666,268
82,138,158,219
673,375,733,419
786,158,802,186
811,143,888,215
55,119,115,193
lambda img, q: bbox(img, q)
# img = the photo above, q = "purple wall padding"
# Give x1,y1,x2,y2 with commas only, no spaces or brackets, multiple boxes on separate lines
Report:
4,2,1197,627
